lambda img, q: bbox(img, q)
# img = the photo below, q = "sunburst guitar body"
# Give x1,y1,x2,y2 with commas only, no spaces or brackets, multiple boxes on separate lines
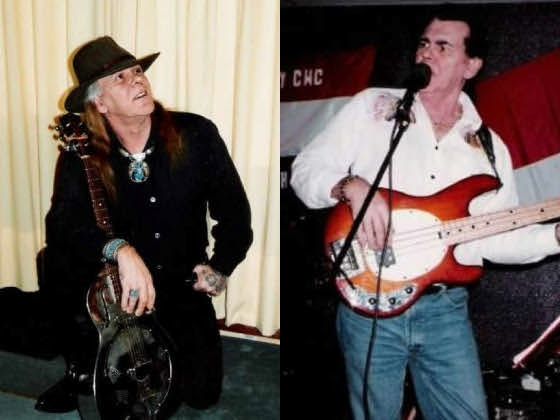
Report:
325,174,560,317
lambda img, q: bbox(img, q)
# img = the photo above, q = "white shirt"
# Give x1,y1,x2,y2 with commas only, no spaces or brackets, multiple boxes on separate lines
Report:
291,87,560,266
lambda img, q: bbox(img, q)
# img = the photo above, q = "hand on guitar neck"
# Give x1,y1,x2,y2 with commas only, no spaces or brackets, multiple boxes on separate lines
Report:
331,175,393,250
116,244,156,316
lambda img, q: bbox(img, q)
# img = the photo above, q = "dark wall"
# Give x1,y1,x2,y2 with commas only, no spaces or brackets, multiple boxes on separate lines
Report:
282,2,560,92
281,4,560,410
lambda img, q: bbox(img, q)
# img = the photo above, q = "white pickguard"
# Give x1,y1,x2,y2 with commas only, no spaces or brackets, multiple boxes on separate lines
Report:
331,208,447,283
364,208,447,281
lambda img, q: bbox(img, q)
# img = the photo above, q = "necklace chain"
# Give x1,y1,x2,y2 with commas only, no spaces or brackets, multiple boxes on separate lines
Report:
431,105,463,130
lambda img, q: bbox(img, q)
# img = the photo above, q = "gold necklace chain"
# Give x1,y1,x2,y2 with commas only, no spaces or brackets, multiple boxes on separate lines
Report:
431,104,463,130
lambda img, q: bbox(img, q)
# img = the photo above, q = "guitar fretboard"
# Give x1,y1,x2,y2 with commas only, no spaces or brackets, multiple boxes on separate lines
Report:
441,198,560,245
81,155,122,300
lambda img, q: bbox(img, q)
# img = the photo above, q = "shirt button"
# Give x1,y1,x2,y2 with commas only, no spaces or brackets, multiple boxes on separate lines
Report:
150,196,157,203
156,264,163,270
154,232,161,239
435,145,439,150
430,174,436,180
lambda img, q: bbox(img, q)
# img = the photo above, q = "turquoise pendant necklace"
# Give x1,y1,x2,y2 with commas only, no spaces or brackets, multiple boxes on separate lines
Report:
118,145,155,183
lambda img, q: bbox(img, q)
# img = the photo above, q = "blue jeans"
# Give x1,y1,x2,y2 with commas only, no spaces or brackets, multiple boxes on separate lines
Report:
336,286,488,420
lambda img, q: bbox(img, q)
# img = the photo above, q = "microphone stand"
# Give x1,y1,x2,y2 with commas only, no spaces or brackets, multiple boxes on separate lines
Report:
328,97,415,287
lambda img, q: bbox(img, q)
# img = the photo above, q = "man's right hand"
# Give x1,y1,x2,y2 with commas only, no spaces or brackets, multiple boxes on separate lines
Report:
116,245,156,316
336,176,392,250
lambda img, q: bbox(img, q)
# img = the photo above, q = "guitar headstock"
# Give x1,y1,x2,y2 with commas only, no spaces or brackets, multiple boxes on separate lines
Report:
52,113,90,154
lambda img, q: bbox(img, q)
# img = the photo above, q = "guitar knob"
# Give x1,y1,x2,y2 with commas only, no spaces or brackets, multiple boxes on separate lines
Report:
389,297,396,305
405,286,413,294
368,297,377,305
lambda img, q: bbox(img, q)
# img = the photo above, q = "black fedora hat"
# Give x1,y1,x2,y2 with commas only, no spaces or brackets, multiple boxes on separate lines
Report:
64,36,159,113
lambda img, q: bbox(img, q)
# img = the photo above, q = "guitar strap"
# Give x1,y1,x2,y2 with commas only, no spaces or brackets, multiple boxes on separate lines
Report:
476,123,502,188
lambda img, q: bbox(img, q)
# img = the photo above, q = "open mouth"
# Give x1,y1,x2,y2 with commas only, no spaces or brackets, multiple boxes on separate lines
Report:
134,90,148,100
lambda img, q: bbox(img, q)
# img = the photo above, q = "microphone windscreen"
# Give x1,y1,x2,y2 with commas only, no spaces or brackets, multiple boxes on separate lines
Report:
406,63,431,91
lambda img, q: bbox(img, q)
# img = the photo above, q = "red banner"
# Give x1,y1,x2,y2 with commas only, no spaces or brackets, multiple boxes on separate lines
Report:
281,45,376,102
476,49,560,169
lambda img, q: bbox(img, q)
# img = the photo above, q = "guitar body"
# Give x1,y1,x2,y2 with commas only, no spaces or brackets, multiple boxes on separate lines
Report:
325,174,501,318
87,266,176,420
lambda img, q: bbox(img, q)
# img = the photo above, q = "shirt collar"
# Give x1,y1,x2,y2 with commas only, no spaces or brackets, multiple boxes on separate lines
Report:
412,90,483,139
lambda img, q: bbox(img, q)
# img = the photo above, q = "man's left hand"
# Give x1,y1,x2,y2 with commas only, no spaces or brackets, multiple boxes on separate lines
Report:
192,264,228,296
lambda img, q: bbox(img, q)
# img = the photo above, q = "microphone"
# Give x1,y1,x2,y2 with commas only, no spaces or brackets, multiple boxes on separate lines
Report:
406,62,431,91
396,63,431,122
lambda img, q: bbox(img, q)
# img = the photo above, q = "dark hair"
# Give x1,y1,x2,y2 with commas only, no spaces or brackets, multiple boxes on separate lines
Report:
423,5,488,60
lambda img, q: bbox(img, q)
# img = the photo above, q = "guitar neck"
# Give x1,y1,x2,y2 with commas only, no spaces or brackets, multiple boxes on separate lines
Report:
81,156,114,236
80,156,122,300
442,198,560,245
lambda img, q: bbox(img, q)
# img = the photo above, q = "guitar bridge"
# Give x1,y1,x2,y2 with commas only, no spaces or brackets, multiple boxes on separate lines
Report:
374,247,396,268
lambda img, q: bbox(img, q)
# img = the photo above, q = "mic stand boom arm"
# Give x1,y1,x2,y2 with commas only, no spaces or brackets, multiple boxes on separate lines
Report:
328,103,413,287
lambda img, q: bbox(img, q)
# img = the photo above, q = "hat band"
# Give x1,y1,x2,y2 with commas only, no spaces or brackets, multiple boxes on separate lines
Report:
95,54,135,78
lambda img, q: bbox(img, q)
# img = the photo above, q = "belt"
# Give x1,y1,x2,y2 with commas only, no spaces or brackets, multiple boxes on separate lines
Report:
423,284,459,295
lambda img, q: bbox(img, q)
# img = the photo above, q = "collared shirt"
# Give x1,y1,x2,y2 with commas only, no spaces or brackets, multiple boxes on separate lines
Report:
291,87,559,266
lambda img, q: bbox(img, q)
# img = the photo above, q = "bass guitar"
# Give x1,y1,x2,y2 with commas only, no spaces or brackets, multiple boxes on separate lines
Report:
54,113,177,420
325,174,560,318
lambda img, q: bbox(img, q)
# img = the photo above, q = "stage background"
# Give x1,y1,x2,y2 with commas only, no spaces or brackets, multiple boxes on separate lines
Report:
281,2,560,417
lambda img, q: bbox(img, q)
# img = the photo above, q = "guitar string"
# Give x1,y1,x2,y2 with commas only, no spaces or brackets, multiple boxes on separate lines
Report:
124,313,146,363
86,162,141,373
125,316,153,402
94,204,150,388
68,125,156,406
126,312,150,379
364,201,560,255
340,217,555,273
336,202,560,286
83,160,142,367
381,199,560,247
337,207,558,299
124,316,144,386
88,179,145,371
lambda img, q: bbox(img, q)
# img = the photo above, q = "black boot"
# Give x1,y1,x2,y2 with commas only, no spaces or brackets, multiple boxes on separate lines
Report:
34,363,93,413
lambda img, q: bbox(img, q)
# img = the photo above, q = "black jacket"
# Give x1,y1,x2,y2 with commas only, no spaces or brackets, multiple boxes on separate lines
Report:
45,110,252,294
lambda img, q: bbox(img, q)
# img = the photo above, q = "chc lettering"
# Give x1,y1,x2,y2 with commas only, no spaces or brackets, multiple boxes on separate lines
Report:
281,68,324,88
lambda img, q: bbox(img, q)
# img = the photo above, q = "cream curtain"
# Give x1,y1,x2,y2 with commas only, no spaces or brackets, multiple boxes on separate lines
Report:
0,0,279,337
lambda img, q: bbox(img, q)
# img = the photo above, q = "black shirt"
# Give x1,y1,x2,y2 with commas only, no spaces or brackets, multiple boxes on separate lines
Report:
45,110,252,292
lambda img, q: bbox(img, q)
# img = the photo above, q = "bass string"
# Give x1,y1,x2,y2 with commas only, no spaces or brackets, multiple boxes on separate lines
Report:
386,202,560,249
343,203,560,261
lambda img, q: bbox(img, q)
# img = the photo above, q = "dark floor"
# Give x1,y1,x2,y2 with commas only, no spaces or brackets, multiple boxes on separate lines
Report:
0,286,279,419
0,335,279,420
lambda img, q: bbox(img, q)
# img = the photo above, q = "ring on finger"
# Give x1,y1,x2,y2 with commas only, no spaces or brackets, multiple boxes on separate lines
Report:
129,289,139,300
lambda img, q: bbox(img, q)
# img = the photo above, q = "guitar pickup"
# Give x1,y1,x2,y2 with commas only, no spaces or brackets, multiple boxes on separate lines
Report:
374,247,396,268
329,239,364,278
